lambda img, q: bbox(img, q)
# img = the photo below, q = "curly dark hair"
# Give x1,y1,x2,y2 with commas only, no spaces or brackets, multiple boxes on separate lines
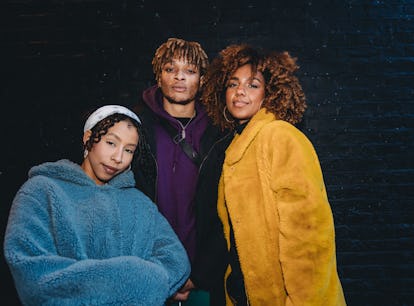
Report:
83,113,145,160
201,44,307,130
152,38,209,83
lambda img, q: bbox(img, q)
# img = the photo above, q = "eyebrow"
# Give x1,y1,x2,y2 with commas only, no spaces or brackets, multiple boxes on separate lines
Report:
106,132,138,147
230,76,263,83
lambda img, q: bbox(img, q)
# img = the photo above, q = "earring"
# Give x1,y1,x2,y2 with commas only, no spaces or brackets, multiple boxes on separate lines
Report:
223,106,235,123
83,149,88,159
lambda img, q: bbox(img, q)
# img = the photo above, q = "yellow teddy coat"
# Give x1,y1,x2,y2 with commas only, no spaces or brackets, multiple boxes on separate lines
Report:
217,108,346,306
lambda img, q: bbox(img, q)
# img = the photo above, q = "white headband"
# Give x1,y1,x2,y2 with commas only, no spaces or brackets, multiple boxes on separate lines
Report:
83,105,141,132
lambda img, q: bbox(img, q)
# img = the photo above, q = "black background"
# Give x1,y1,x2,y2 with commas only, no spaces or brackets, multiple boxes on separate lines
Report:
1,1,413,305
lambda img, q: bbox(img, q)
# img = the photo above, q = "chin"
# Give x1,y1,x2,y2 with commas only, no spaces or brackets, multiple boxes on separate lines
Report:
165,94,195,105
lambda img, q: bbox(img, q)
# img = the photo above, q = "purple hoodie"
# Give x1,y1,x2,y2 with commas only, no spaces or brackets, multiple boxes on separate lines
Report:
142,85,209,262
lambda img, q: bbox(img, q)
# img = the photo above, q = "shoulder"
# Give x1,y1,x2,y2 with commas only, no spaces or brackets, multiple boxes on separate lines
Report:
14,176,50,203
255,120,317,160
21,163,63,195
262,119,300,134
261,120,310,143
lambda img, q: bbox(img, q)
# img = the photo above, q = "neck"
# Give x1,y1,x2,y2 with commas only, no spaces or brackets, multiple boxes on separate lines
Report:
163,99,196,118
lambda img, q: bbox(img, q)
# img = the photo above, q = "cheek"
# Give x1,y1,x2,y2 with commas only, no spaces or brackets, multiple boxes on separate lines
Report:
252,93,265,107
159,74,171,85
225,90,233,104
122,155,134,169
254,99,263,109
188,77,201,90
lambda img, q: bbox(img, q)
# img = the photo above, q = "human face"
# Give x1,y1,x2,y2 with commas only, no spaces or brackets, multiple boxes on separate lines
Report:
82,120,139,185
159,58,201,105
225,64,266,124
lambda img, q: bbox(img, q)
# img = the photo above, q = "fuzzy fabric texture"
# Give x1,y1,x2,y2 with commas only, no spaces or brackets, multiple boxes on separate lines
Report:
4,159,190,305
217,108,346,305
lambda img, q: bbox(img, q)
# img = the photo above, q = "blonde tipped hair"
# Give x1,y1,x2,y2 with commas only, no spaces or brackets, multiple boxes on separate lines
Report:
152,38,209,82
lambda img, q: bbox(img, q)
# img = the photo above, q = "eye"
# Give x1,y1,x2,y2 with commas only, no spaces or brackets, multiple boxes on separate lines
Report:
227,82,238,88
165,67,174,73
125,148,135,154
106,140,116,147
249,83,259,89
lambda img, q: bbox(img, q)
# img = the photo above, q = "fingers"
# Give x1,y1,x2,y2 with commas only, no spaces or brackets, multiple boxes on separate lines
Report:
179,279,195,292
173,290,191,301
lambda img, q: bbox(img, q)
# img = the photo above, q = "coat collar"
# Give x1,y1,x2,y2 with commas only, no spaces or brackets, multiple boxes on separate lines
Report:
225,108,275,166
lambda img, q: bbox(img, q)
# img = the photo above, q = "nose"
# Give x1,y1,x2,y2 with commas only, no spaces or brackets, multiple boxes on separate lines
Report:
236,84,246,95
111,149,123,164
174,69,185,80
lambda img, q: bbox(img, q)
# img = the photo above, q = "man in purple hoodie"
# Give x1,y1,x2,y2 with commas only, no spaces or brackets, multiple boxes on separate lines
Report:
133,38,228,305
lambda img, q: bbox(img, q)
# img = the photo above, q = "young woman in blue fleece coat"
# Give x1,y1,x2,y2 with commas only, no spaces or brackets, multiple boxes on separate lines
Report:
3,105,190,306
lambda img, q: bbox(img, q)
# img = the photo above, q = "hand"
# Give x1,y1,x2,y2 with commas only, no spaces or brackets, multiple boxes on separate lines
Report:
172,279,196,302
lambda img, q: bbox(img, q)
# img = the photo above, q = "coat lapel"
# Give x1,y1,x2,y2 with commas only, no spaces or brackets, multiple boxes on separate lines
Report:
225,108,275,165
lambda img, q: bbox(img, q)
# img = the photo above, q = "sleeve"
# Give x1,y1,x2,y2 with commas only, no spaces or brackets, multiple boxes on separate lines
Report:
268,125,342,305
145,203,192,297
3,186,189,306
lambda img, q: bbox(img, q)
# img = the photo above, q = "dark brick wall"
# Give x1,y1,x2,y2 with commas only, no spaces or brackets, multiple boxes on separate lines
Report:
1,1,413,305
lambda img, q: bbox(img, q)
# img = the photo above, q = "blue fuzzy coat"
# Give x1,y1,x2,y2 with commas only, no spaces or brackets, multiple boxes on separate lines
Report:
4,159,190,306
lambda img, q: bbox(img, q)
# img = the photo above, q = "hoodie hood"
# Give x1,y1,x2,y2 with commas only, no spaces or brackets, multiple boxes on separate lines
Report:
142,85,166,118
28,159,135,189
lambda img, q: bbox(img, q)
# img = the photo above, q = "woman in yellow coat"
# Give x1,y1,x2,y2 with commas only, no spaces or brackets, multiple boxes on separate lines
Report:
201,44,346,306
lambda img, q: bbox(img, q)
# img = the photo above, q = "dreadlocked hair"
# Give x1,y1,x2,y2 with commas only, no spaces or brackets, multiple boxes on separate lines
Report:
201,44,307,130
152,38,209,83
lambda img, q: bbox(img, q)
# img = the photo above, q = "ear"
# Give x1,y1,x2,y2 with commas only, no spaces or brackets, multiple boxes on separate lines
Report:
83,130,92,145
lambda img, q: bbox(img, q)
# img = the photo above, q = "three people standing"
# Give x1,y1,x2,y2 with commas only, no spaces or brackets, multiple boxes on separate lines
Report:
4,38,346,306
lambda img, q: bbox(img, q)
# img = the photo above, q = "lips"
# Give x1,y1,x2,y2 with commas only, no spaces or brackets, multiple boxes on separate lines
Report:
172,85,187,92
103,164,119,175
233,100,248,107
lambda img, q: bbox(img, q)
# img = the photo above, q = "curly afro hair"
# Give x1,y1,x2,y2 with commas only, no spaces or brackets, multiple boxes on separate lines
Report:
201,44,307,130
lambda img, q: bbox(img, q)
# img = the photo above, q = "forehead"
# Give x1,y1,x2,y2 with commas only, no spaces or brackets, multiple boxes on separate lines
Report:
106,120,139,141
232,64,264,80
163,57,198,67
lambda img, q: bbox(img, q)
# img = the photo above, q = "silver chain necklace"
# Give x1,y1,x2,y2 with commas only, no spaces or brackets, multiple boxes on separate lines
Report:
173,110,196,143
